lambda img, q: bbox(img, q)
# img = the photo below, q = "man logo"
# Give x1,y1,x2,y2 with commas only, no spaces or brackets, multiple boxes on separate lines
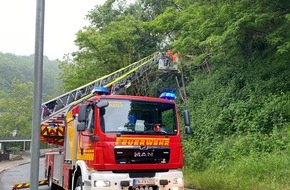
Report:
139,146,148,150
134,152,154,157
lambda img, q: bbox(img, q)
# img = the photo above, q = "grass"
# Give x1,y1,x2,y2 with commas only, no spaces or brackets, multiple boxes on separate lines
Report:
183,150,290,190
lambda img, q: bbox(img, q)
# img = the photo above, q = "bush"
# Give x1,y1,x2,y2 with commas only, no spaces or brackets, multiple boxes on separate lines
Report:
9,146,21,155
182,58,290,189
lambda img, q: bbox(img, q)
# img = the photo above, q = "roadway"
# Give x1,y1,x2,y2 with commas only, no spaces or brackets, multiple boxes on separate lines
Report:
0,158,49,190
0,158,194,190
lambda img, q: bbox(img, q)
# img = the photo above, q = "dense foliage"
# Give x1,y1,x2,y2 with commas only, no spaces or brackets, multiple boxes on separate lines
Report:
0,53,60,138
59,0,169,91
161,1,289,189
0,53,60,96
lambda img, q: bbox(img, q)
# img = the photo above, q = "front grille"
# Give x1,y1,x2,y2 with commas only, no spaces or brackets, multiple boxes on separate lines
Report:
114,146,170,164
129,172,155,178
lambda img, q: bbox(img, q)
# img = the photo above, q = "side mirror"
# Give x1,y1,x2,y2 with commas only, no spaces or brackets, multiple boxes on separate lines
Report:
78,104,88,122
185,126,193,134
96,100,109,108
184,110,191,126
77,123,86,132
184,110,193,134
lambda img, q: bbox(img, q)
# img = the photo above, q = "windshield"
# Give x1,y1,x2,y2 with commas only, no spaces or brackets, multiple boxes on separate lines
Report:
99,99,177,135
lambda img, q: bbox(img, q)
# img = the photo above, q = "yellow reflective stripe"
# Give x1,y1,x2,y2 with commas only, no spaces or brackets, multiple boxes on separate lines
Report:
69,53,158,106
77,149,94,160
105,58,154,88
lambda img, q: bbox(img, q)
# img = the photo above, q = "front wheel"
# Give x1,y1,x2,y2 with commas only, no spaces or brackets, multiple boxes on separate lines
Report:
75,176,83,190
48,172,58,190
47,168,53,188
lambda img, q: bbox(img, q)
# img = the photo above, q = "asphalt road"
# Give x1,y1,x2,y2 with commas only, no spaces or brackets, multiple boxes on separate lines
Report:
0,158,194,190
0,158,49,190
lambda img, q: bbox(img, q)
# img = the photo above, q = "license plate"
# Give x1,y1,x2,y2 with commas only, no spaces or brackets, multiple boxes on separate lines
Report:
133,178,155,185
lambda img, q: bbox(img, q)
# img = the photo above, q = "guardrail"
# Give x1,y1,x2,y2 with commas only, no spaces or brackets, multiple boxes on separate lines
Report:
0,152,9,161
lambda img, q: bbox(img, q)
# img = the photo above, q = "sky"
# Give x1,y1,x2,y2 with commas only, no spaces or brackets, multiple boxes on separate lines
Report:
0,0,106,60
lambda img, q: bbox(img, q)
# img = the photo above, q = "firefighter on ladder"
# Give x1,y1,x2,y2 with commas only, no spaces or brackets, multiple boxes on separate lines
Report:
159,50,178,70
165,50,173,67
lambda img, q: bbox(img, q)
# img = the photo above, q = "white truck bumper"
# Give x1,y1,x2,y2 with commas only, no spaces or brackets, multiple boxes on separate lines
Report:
84,169,184,190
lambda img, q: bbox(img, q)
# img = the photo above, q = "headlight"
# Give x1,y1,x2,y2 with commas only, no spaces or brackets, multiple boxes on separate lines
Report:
171,187,183,190
172,177,183,184
94,180,111,187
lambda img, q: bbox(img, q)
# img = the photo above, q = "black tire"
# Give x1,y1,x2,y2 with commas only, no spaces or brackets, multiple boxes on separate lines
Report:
47,168,53,188
74,175,83,190
48,168,59,190
49,177,58,190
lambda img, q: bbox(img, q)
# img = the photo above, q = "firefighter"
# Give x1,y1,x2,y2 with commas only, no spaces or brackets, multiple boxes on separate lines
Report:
165,50,173,67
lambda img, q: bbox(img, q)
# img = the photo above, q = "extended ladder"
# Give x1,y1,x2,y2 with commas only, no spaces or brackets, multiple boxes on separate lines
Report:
41,52,162,123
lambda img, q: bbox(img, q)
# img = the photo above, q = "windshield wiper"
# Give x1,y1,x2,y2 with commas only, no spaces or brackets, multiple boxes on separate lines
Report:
119,131,137,134
153,131,167,135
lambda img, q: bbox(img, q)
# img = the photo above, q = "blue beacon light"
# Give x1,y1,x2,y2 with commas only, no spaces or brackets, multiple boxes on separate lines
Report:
92,86,110,95
159,89,176,100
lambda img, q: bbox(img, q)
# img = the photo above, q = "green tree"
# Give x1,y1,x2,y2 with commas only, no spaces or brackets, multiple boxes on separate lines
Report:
59,16,143,91
59,0,166,91
0,52,61,99
149,0,290,67
0,79,33,137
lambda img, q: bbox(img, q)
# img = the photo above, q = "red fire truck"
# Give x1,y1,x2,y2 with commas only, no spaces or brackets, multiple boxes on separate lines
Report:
45,88,190,190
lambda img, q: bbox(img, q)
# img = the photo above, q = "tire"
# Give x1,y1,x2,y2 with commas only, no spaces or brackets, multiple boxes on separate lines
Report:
48,168,53,187
48,169,58,190
49,176,58,190
74,175,83,190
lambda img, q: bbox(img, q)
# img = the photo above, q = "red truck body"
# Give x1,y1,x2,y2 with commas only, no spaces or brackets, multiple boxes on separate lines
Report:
43,94,185,190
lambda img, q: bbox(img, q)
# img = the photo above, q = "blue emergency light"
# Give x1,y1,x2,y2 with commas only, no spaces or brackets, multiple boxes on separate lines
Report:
159,89,176,100
91,86,110,95
49,124,56,128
